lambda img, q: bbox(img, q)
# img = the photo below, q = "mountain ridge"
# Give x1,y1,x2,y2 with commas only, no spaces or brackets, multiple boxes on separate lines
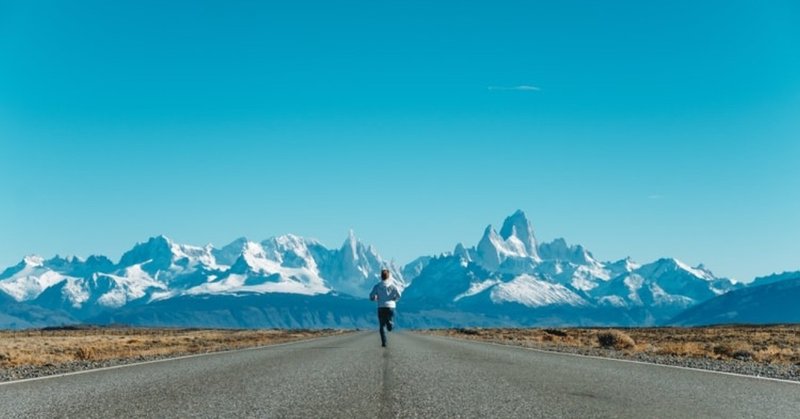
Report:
1,210,790,329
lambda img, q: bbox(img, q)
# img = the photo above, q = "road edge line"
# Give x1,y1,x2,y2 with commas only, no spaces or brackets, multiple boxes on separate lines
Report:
0,331,363,387
419,333,800,386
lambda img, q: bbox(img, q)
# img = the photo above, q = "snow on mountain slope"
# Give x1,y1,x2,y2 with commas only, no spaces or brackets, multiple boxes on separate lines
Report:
320,230,404,298
401,210,743,326
212,237,250,267
592,258,739,315
606,257,641,278
635,258,736,297
93,265,169,308
406,253,591,310
476,226,531,271
0,232,398,316
185,237,330,297
463,212,619,292
0,256,79,301
453,279,502,302
532,261,608,292
158,231,402,299
262,235,323,270
489,274,588,308
0,253,151,309
402,255,433,283
119,235,220,275
402,255,492,306
415,211,617,303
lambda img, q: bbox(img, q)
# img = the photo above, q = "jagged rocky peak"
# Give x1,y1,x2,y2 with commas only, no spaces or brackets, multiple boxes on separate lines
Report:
473,210,545,272
606,257,640,277
340,229,361,258
476,225,504,270
453,242,472,261
117,235,218,272
538,238,597,265
261,234,320,270
118,235,175,267
499,209,540,259
212,237,251,266
336,230,394,273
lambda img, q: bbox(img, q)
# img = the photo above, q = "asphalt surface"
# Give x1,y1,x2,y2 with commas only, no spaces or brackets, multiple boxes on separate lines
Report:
1,331,798,418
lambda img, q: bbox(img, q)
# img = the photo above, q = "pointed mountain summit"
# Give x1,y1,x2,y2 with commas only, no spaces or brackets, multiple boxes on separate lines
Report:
118,235,173,266
340,229,361,263
321,230,403,297
606,257,641,278
473,211,542,273
499,209,540,259
213,237,250,266
118,235,217,274
475,225,506,271
453,243,472,261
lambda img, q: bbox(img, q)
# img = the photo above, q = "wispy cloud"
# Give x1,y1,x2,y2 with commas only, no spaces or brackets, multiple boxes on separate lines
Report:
648,194,664,200
487,85,540,92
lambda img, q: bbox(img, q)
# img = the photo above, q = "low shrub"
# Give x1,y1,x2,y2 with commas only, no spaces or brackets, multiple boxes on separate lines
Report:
713,343,754,361
597,330,635,350
713,344,733,357
74,347,97,361
543,329,568,337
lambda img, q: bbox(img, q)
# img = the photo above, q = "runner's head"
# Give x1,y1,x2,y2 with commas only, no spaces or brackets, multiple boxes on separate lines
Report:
381,269,390,281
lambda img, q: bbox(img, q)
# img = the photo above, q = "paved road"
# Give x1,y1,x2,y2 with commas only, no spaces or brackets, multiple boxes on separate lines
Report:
1,331,798,418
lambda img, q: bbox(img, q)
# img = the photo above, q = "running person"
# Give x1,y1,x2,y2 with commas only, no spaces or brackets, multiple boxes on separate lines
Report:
369,269,401,347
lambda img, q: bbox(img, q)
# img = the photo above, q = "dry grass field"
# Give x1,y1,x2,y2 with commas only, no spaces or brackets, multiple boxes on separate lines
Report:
0,327,346,368
424,326,800,365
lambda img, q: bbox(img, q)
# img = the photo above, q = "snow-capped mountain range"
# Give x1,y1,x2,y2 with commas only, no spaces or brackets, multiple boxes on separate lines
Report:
1,210,788,329
402,210,742,326
0,233,403,326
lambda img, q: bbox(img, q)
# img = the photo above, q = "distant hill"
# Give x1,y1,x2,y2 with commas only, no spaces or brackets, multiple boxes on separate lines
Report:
0,292,77,329
671,276,800,326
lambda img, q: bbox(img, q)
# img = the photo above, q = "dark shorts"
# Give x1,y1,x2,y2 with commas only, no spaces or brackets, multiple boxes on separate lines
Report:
378,307,394,326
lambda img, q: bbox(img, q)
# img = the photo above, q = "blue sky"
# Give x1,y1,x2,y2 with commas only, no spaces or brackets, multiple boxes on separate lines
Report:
1,1,798,282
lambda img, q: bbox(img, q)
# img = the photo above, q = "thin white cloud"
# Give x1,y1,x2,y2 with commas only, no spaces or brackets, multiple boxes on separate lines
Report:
487,85,541,92
648,194,664,200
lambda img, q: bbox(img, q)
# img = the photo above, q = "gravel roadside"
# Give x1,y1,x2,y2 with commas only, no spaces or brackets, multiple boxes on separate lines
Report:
0,335,336,383
1,354,192,383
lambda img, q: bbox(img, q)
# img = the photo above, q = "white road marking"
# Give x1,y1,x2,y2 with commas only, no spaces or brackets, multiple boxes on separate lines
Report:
0,332,359,387
425,333,800,386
